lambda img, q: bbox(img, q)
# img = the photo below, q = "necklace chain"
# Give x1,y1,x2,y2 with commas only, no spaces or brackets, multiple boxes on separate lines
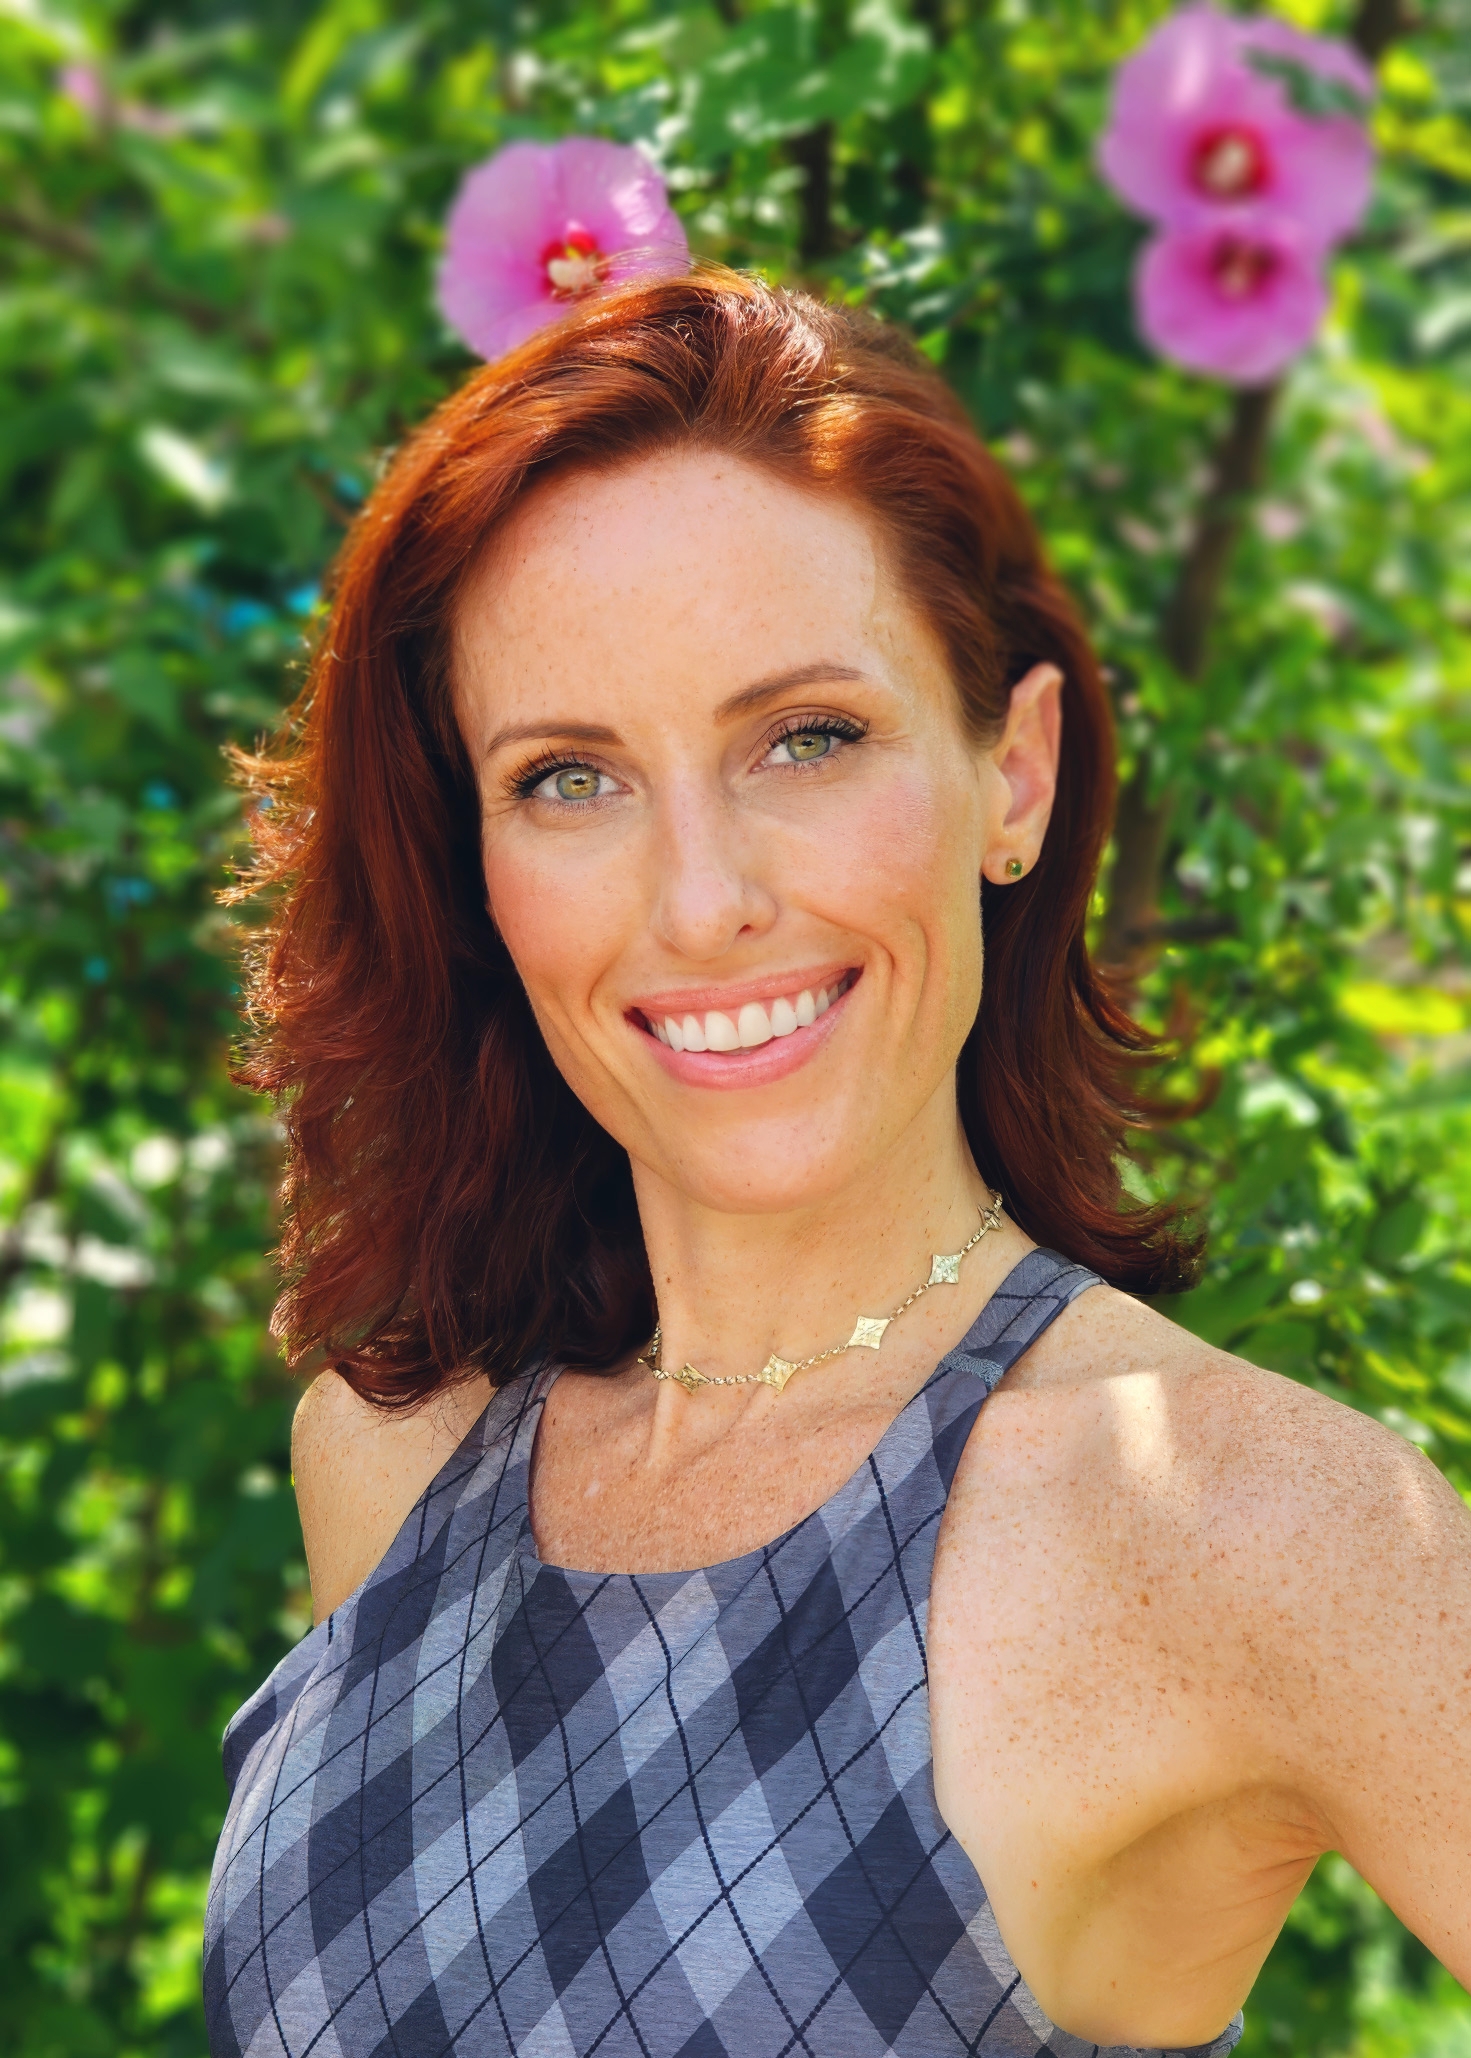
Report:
637,1192,1006,1396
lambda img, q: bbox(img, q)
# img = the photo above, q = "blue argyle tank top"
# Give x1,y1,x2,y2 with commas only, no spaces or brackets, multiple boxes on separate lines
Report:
205,1249,1244,2058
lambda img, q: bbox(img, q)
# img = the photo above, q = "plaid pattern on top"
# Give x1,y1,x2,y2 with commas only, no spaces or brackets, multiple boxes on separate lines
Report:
205,1250,1245,2058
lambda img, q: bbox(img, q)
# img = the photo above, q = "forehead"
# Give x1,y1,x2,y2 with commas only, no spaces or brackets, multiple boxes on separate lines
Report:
453,449,936,716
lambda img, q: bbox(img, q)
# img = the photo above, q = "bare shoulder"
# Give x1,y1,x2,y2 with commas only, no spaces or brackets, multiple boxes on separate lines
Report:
937,1279,1471,1990
955,1278,1469,1632
293,1369,493,1623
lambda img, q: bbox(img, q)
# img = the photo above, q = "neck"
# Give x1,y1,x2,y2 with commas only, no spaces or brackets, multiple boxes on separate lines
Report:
629,1077,1007,1395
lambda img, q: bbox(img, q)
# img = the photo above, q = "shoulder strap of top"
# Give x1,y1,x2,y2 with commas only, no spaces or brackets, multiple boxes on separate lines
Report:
927,1247,1101,1493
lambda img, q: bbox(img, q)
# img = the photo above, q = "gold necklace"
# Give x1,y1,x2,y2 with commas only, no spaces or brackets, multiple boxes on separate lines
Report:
638,1192,1005,1396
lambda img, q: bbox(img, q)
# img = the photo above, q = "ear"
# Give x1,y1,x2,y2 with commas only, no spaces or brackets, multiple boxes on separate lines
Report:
980,662,1063,887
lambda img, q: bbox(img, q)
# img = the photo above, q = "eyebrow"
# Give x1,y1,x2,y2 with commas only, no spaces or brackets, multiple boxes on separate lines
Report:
713,663,871,721
481,719,620,757
480,665,874,760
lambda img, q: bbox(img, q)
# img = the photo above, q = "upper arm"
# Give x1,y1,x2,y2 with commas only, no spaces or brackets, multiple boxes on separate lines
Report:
292,1369,492,1622
936,1305,1471,2032
1144,1357,1471,1983
1126,1356,1471,1983
1268,1405,1471,1980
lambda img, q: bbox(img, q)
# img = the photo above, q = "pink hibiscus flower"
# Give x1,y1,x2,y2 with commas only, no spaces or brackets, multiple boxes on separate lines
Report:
1099,4,1375,245
1099,4,1375,384
1136,212,1329,385
437,138,689,362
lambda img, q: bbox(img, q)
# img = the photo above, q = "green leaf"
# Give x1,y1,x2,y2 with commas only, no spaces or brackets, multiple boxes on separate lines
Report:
1245,51,1371,123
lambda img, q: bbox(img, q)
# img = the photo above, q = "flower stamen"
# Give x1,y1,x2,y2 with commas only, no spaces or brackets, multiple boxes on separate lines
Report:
542,229,603,297
1210,234,1277,300
1192,126,1269,200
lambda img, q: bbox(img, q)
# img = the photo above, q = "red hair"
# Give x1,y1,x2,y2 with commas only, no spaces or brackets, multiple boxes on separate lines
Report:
233,266,1199,1407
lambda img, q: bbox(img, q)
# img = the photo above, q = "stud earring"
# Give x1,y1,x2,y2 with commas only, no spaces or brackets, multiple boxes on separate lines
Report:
1005,858,1025,879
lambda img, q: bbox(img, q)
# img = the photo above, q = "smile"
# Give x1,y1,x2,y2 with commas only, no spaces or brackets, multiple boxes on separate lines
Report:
640,971,857,1054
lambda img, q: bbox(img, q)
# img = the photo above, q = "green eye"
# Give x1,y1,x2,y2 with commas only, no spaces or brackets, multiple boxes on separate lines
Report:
784,731,832,761
552,767,600,801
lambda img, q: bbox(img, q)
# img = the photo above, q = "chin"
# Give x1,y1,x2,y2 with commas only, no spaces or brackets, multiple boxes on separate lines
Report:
630,1103,899,1218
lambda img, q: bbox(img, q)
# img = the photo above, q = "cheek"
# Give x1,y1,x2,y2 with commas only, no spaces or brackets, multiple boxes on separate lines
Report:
480,823,636,1022
809,765,982,968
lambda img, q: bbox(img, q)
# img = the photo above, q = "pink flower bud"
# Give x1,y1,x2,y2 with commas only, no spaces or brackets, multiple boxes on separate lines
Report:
59,63,106,118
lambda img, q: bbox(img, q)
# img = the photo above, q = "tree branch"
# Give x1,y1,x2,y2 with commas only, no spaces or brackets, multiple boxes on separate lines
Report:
0,203,97,267
0,200,269,345
297,465,357,529
1351,0,1414,62
1101,385,1277,962
788,123,836,264
1160,384,1278,681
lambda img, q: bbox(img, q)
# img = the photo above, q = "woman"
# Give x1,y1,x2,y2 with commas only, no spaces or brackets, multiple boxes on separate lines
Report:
205,270,1469,2058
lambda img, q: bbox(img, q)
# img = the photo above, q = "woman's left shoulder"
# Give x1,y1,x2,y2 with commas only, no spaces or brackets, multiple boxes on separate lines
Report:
942,1278,1471,1997
983,1276,1466,1571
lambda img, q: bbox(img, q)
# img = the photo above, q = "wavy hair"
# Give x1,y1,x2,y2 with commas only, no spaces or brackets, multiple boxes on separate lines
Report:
231,266,1199,1407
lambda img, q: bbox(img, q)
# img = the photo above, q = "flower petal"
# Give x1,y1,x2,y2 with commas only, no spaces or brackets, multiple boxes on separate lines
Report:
544,136,687,255
1099,5,1255,222
1235,17,1375,242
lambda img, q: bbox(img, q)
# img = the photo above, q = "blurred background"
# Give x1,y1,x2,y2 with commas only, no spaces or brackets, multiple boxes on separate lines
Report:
0,0,1468,2052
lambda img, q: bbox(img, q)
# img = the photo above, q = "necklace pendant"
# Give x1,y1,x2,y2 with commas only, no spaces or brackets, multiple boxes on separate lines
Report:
928,1251,963,1285
758,1353,799,1393
670,1363,709,1393
847,1315,890,1350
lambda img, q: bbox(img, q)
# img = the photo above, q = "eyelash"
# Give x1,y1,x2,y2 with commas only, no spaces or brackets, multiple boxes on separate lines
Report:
509,748,608,801
507,713,870,802
762,713,869,761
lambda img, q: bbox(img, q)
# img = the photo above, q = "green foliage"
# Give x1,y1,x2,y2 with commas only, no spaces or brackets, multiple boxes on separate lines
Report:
0,0,1466,2051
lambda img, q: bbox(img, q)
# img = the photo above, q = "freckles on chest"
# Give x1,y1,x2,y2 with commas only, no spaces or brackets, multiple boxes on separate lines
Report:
534,1401,894,1574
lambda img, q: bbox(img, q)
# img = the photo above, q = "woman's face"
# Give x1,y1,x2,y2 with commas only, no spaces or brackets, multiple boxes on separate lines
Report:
455,450,1059,1217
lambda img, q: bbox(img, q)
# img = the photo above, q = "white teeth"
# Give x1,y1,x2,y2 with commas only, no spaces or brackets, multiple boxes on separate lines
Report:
649,977,850,1055
738,1002,773,1048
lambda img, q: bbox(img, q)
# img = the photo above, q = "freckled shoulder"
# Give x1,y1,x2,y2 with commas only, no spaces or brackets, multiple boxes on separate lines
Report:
292,1369,493,1623
995,1278,1238,1395
940,1279,1471,1806
959,1278,1456,1560
933,1279,1471,2009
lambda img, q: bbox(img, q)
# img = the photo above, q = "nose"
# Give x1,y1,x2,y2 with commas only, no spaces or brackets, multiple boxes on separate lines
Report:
649,781,778,961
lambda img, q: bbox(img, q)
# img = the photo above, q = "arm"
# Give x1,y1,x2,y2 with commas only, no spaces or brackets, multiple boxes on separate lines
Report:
292,1368,492,1620
1286,1404,1471,1982
932,1296,1471,2047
